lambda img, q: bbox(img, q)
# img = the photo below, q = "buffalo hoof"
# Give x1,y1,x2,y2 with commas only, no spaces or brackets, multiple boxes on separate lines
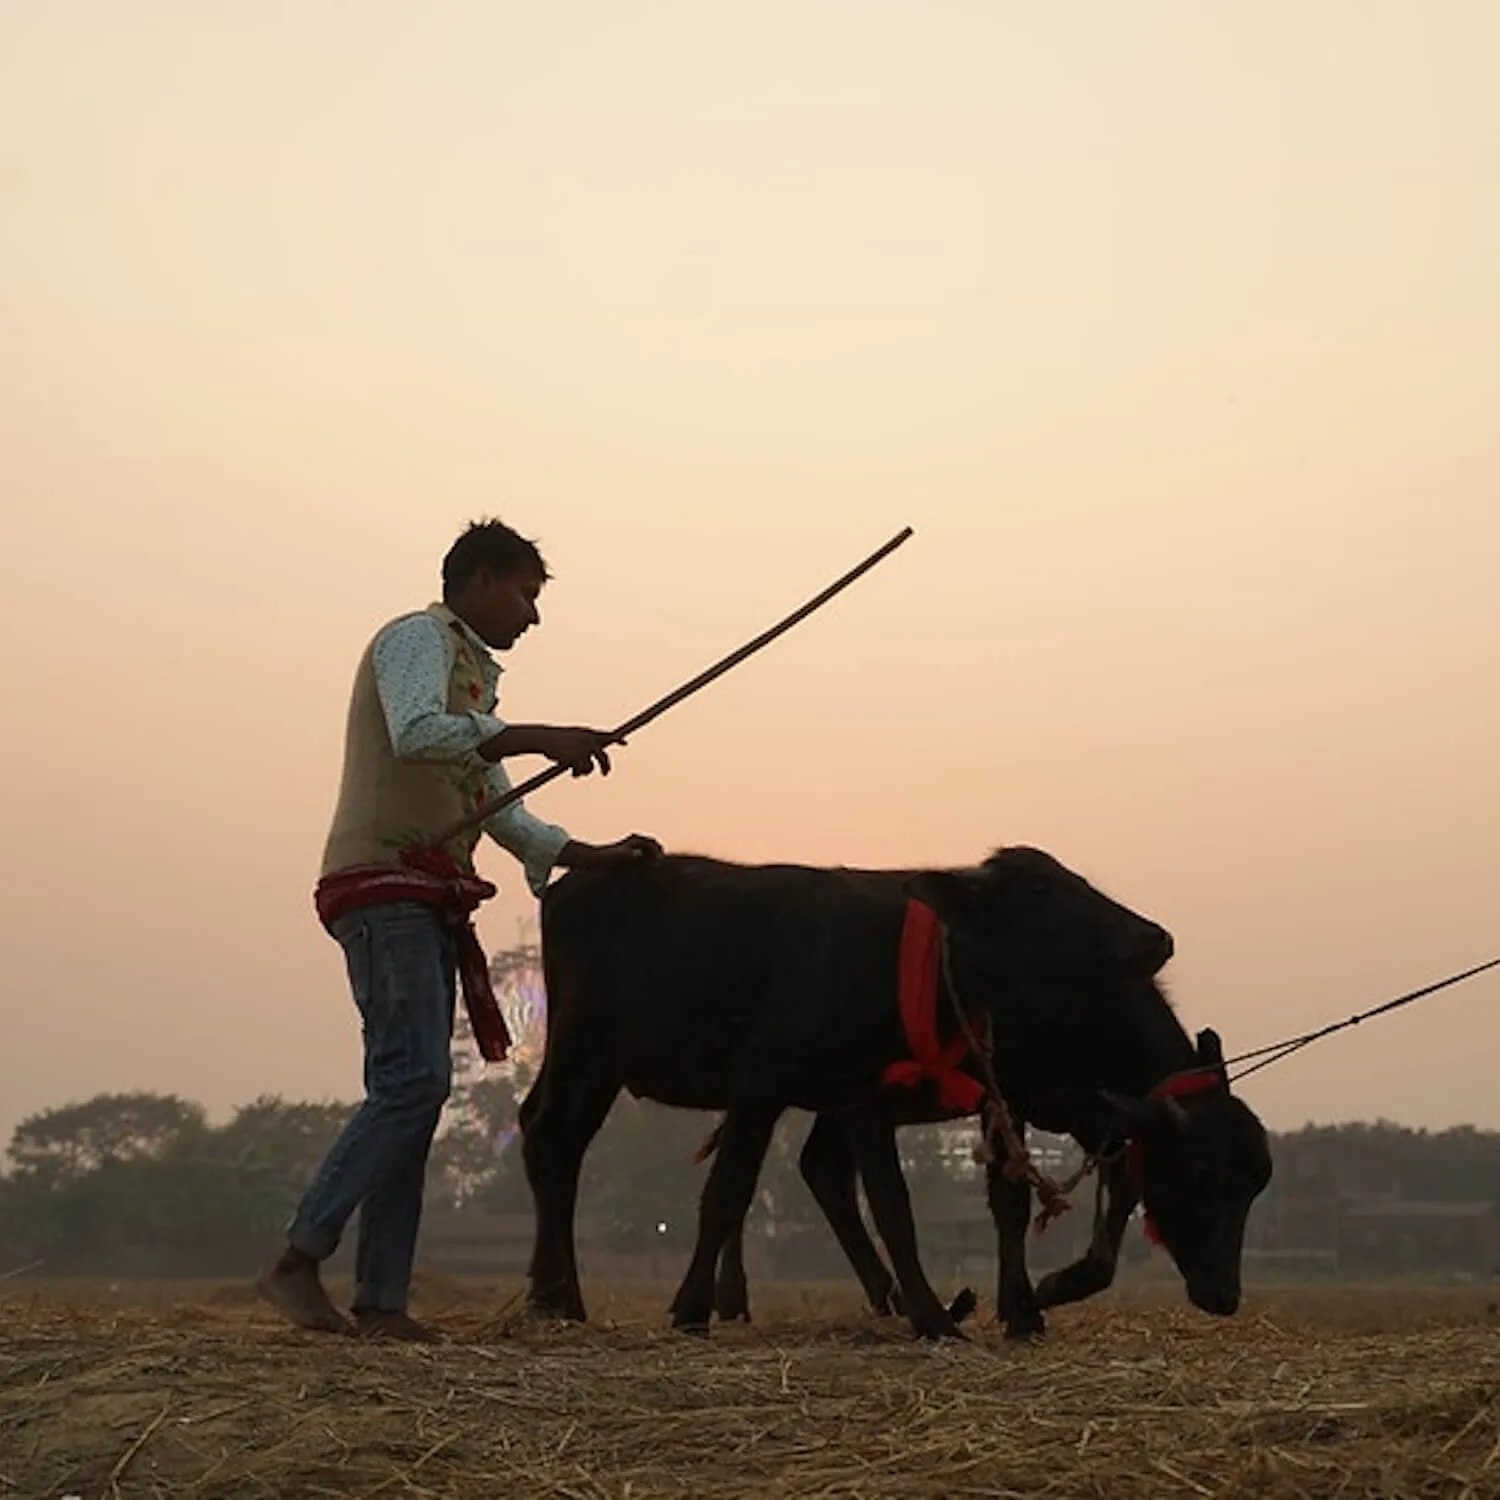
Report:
672,1319,712,1339
1035,1261,1111,1310
1003,1314,1046,1342
947,1287,979,1326
911,1310,967,1342
713,1279,750,1323
526,1298,585,1324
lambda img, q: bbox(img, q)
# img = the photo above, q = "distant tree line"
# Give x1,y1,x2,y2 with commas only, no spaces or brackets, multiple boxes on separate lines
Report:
1258,1121,1500,1209
3,1020,1496,1279
0,1013,1003,1279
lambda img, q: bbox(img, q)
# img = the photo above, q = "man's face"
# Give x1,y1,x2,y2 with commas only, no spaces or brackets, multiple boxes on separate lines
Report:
463,565,544,650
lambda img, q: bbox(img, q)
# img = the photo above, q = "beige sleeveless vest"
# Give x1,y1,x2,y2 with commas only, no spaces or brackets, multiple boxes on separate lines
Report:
320,604,494,878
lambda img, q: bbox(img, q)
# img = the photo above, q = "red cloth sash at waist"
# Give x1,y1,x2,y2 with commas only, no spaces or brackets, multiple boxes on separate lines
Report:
313,847,512,1063
882,899,986,1113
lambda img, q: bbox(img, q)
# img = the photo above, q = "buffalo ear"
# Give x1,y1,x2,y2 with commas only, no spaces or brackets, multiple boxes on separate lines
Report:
1196,1028,1229,1086
1098,1090,1153,1134
904,869,990,929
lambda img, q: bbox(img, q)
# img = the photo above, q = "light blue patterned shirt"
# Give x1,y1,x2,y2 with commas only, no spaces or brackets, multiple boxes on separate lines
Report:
370,607,571,896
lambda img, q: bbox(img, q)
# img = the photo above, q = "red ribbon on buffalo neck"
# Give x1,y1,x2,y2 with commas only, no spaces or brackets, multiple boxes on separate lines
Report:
882,900,986,1113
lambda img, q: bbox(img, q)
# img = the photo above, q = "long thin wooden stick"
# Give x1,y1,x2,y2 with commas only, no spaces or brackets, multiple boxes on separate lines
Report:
433,525,915,847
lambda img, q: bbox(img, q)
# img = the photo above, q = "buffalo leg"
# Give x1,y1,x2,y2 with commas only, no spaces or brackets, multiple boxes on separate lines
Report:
521,1048,620,1323
845,1111,961,1340
709,1115,899,1319
987,1155,1045,1340
798,1114,903,1317
1035,1159,1137,1310
670,1107,780,1334
715,1114,982,1325
714,1223,751,1322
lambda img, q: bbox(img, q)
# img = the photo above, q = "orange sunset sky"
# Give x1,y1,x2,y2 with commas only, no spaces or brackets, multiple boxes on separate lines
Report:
2,2,1497,1145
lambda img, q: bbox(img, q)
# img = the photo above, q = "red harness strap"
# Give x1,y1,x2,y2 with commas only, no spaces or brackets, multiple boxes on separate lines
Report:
1125,1067,1223,1243
882,899,986,1113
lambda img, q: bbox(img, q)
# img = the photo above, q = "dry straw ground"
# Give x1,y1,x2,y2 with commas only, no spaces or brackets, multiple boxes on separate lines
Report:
0,1277,1497,1500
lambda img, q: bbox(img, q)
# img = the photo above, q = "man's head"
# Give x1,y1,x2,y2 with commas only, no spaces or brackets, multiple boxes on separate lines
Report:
442,519,551,650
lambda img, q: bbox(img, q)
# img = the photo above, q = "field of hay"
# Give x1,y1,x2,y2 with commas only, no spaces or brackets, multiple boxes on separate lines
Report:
1,1277,1497,1499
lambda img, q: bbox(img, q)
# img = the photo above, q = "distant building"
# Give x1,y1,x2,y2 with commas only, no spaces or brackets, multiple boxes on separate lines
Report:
1250,1189,1498,1277
1335,1197,1498,1277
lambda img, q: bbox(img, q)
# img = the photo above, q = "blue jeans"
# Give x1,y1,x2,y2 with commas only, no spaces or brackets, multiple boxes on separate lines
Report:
287,901,455,1312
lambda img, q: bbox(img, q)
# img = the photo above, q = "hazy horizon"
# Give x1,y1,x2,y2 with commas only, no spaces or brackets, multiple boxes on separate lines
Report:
3,1,1497,1147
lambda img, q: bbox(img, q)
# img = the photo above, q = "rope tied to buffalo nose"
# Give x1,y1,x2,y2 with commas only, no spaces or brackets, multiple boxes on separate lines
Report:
937,933,1097,1233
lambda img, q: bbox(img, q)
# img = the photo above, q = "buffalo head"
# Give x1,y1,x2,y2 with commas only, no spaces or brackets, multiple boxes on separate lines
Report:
905,846,1175,978
1101,1030,1273,1316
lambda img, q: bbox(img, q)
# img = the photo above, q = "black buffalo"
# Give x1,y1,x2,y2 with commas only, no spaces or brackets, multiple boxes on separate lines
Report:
519,847,1272,1339
708,1022,1262,1338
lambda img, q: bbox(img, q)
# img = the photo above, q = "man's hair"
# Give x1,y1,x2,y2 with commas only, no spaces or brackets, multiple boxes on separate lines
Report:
441,519,551,598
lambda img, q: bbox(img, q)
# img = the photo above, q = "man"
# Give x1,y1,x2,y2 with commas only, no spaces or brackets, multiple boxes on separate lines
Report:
259,519,662,1341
